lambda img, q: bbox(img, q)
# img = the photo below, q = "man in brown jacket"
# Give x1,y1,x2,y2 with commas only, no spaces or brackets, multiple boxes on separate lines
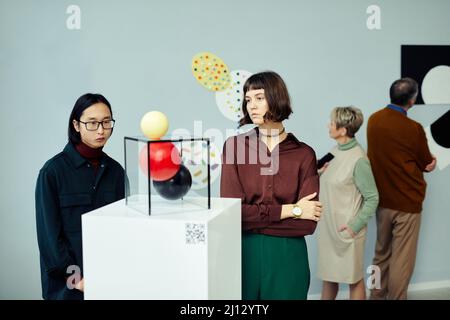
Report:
367,78,436,300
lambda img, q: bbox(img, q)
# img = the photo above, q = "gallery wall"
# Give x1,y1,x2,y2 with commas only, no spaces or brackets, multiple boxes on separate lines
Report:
0,0,449,298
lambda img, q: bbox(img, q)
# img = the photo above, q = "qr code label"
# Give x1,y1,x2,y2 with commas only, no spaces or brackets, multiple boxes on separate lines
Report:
185,223,206,244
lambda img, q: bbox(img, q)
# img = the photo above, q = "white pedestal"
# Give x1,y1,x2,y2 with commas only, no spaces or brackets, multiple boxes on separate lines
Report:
82,197,241,300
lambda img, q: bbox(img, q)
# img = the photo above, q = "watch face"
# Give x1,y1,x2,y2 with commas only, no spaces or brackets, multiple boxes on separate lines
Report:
293,207,302,216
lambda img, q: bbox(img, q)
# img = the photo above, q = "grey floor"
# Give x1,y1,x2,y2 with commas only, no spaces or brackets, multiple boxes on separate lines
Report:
408,287,450,300
310,287,450,300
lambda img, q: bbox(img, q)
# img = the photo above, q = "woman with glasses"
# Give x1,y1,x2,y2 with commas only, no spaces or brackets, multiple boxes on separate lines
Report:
35,93,125,300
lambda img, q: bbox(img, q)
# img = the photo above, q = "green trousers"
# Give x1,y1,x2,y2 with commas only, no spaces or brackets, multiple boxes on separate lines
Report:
242,233,310,300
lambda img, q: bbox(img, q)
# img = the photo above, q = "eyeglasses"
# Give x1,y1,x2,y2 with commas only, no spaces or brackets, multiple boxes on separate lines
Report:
79,119,115,131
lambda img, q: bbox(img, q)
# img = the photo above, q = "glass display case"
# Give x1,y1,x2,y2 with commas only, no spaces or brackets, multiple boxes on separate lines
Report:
124,136,211,215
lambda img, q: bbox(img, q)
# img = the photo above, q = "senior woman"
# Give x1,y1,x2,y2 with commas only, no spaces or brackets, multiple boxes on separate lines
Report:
316,106,379,300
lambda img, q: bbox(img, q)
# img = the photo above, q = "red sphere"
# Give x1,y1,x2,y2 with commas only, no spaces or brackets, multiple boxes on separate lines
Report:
139,142,181,181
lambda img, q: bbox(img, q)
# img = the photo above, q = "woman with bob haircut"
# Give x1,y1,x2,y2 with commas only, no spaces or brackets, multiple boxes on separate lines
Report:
35,93,125,300
316,106,379,300
220,71,323,300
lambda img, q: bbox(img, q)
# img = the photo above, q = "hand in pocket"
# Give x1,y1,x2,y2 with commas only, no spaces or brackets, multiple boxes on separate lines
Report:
338,225,356,239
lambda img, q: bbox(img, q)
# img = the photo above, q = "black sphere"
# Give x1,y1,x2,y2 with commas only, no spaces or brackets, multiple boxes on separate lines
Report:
153,164,192,200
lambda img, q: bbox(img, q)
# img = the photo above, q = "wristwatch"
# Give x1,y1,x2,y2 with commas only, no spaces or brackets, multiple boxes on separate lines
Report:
292,204,303,219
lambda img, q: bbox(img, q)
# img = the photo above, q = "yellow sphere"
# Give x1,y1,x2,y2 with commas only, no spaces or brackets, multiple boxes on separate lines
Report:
140,111,169,139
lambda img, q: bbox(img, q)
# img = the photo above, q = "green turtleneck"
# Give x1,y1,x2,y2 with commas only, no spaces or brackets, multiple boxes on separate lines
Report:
337,138,379,233
338,138,358,151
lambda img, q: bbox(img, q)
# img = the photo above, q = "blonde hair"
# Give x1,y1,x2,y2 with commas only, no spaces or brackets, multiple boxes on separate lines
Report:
331,106,364,138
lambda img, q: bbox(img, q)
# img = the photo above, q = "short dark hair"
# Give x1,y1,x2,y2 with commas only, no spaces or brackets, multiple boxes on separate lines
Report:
239,71,293,127
389,78,418,106
68,93,112,144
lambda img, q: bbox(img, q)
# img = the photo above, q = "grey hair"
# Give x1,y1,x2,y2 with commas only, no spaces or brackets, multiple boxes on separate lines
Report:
331,106,364,138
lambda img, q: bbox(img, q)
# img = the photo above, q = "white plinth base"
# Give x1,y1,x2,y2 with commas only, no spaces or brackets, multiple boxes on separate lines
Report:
82,197,241,300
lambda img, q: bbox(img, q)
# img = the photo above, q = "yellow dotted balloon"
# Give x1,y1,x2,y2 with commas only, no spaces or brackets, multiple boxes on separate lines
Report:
140,111,169,140
192,52,232,92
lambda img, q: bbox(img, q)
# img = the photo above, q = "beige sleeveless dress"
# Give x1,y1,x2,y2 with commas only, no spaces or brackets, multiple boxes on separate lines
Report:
316,144,368,284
